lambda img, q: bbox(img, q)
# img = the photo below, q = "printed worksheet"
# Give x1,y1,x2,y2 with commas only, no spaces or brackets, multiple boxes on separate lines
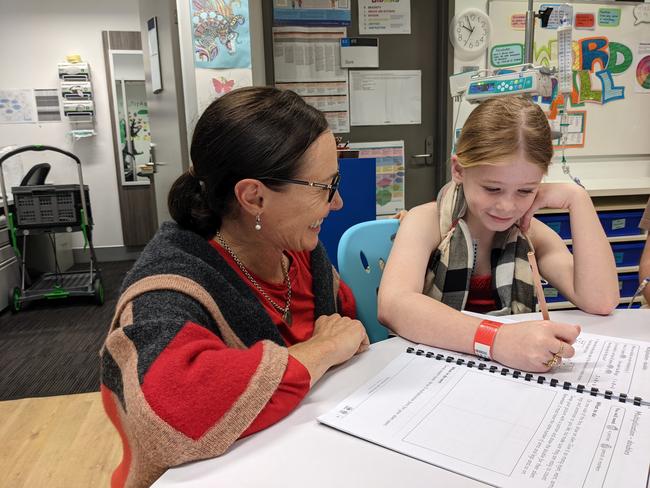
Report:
319,352,650,488
422,312,650,404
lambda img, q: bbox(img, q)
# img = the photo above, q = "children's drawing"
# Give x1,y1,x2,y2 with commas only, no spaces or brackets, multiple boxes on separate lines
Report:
212,76,236,94
0,89,36,124
195,68,253,113
636,55,650,91
191,0,251,69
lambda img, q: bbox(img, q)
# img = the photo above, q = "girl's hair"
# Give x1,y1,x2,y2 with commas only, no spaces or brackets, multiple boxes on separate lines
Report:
168,86,329,237
455,96,553,171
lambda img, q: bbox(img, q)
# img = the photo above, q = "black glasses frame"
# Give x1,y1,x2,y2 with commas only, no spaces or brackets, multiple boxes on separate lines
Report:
260,172,341,203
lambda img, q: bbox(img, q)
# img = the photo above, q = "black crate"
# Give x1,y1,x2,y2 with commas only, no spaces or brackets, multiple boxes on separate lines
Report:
11,184,93,229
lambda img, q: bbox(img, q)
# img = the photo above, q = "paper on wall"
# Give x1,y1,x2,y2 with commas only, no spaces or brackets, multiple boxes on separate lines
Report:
347,140,405,216
0,89,36,124
276,81,350,133
191,0,251,69
633,42,650,94
358,0,411,35
349,70,421,126
195,68,253,114
272,26,348,83
273,0,351,25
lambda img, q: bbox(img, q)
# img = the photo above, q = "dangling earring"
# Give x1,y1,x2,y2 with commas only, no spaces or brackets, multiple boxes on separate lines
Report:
254,214,262,231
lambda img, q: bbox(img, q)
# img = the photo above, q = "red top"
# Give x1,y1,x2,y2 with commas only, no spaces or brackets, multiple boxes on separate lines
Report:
210,240,356,345
465,274,496,314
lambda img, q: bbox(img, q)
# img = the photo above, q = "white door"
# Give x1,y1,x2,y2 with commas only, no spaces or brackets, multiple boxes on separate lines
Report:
139,0,189,224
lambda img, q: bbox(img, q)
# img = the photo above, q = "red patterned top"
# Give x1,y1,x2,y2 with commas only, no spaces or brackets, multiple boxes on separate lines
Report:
465,274,496,313
210,240,357,345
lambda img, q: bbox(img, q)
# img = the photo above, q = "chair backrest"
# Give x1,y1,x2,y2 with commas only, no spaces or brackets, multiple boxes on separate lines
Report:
337,219,399,343
20,163,51,186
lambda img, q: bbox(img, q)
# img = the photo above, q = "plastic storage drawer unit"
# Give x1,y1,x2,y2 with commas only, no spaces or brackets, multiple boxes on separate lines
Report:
618,272,640,298
537,213,571,239
542,284,567,303
611,242,644,267
598,210,643,237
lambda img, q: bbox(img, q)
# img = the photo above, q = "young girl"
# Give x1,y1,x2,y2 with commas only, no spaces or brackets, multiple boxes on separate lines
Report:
378,96,619,373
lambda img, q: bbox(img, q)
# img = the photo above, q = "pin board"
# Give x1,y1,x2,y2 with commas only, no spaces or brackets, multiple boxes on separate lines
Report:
488,1,650,159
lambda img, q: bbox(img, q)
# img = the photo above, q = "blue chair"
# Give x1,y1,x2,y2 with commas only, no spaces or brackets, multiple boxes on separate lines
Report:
337,219,399,343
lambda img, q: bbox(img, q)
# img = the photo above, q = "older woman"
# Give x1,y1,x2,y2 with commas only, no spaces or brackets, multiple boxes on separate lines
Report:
101,87,369,488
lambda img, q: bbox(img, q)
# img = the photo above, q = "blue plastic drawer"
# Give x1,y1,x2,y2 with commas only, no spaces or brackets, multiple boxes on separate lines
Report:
611,242,644,267
598,210,644,237
542,284,567,303
617,301,642,309
618,272,640,298
537,213,571,239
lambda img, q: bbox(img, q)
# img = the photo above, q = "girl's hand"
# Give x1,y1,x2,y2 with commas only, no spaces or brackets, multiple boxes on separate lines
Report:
520,183,588,232
491,320,581,373
392,210,408,222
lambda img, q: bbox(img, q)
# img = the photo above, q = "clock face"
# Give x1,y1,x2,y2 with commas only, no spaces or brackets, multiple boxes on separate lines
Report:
451,10,491,59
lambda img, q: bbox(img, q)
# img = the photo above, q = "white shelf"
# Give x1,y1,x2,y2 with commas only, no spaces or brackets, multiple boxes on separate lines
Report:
543,177,650,198
545,301,578,311
617,266,639,273
563,233,647,245
607,234,648,243
538,195,649,215
545,295,645,311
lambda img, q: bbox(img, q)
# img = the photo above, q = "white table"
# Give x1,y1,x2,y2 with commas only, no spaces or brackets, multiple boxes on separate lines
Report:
153,310,650,488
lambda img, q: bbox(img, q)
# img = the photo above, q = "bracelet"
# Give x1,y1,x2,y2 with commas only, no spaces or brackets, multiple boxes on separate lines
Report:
473,319,503,360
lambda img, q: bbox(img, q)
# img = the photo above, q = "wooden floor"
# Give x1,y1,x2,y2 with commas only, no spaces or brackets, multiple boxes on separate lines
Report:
0,392,122,487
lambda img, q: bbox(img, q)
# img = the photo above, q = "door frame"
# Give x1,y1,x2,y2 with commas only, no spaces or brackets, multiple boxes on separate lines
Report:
102,30,159,247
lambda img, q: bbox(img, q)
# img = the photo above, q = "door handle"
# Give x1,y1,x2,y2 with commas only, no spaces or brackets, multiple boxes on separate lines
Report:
144,143,168,171
147,142,157,172
410,136,434,166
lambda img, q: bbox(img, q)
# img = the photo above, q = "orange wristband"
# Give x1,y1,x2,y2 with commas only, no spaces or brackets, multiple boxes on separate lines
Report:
474,319,503,360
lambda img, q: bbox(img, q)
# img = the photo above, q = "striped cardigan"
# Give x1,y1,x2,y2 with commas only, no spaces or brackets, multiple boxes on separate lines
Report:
101,222,343,487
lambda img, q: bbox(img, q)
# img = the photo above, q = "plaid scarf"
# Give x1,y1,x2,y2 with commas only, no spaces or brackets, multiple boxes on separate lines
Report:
423,182,535,315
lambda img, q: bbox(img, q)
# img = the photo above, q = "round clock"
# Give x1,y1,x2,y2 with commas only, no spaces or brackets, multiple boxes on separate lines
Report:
449,8,492,61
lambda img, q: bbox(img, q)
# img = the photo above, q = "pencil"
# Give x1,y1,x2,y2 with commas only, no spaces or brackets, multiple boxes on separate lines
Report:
527,250,550,321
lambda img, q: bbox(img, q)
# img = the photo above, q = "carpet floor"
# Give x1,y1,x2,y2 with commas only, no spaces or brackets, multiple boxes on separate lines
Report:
0,261,133,401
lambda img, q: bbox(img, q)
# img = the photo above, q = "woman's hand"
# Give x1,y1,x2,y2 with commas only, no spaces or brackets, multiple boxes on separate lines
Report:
312,313,370,363
288,314,369,386
520,183,588,232
491,320,581,373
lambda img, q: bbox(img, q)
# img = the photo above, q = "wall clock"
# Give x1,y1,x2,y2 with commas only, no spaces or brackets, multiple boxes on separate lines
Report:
449,8,492,61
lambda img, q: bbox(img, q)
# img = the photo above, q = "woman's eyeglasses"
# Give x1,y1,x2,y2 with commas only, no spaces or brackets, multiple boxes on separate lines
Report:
260,172,341,203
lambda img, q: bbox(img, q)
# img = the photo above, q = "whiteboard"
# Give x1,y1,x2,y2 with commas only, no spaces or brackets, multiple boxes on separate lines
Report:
488,0,650,159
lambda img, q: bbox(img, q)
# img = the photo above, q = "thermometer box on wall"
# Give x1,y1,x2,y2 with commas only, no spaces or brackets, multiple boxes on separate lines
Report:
60,81,93,100
340,38,379,68
63,100,94,117
57,62,90,79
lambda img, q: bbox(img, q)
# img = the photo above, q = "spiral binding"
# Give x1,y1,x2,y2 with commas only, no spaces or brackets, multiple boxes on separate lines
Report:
406,347,646,407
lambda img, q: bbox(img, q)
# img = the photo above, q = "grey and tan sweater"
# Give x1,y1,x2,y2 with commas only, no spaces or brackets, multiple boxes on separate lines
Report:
100,222,344,487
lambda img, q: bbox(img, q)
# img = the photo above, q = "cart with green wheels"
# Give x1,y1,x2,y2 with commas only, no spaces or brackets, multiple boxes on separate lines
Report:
0,145,103,312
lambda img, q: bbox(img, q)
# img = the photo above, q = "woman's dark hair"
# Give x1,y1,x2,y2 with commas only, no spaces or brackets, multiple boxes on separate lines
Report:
168,86,329,237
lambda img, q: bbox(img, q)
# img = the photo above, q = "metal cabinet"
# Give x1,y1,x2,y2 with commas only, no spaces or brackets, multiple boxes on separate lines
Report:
0,216,20,311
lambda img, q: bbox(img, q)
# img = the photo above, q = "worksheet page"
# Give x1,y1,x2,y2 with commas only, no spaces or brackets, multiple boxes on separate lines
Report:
426,312,650,403
319,352,650,488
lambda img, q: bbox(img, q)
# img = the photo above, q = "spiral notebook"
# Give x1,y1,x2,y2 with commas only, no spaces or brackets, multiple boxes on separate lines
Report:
318,334,650,488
